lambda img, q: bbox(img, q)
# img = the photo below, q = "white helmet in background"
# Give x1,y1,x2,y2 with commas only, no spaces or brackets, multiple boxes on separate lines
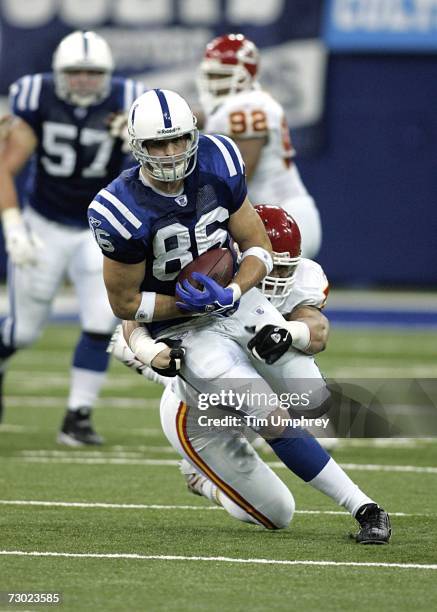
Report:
52,30,114,107
128,89,199,182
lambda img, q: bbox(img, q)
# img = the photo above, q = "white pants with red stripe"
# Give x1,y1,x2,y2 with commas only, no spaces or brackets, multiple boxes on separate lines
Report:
160,383,295,530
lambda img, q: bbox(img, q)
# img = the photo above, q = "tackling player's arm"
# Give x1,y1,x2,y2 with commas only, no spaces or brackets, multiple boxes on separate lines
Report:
121,320,175,370
228,196,273,294
103,256,189,321
285,305,330,355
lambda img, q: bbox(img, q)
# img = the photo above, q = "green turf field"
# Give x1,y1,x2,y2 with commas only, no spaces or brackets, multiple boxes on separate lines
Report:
1,324,437,611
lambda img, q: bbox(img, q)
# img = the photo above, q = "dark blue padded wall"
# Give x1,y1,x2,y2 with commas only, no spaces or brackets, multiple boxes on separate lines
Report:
299,53,437,286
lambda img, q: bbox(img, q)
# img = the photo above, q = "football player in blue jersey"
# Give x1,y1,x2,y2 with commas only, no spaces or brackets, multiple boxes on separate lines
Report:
88,89,391,543
0,30,145,444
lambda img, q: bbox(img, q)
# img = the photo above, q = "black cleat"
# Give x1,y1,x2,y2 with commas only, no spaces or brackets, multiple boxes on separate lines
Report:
353,503,391,545
57,408,103,446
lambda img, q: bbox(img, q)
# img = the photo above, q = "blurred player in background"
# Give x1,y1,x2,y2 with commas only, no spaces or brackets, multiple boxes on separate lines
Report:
110,205,389,544
0,30,145,444
198,33,322,259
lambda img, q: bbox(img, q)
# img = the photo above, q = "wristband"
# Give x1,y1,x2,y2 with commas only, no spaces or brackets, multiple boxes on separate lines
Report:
1,207,23,230
241,246,273,274
134,291,156,323
283,320,311,352
226,282,242,302
128,326,168,366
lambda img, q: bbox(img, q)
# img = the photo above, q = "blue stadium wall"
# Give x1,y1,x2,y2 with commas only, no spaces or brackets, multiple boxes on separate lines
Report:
299,52,437,286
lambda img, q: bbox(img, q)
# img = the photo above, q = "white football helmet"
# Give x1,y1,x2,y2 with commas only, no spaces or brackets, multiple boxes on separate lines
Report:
128,89,199,182
52,30,114,107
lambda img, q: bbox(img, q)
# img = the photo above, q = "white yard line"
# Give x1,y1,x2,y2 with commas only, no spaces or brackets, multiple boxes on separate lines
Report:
327,366,437,377
0,499,426,518
1,550,436,570
7,454,437,474
0,424,38,433
6,373,155,390
3,396,159,409
9,457,179,466
19,448,177,457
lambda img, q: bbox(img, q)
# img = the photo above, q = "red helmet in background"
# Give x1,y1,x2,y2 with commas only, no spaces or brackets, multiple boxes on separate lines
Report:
198,33,260,112
254,204,301,306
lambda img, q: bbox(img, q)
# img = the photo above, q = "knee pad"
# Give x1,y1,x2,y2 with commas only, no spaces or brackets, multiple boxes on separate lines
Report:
220,484,294,530
267,489,295,529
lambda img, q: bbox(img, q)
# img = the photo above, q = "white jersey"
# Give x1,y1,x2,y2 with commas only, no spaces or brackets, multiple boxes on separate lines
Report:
205,88,309,204
274,258,329,314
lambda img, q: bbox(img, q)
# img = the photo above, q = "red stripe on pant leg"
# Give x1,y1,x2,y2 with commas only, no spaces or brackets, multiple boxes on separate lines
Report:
176,401,277,529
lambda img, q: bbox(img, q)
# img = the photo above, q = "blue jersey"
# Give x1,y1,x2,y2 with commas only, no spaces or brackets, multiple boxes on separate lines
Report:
9,73,145,228
88,134,246,336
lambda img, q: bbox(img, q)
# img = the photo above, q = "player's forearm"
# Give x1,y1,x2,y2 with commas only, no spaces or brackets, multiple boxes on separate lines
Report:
231,256,270,295
285,308,330,355
154,293,190,321
109,290,188,322
0,166,20,213
232,232,273,295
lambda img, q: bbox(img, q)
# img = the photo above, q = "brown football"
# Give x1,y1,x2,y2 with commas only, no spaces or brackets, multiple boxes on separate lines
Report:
177,248,234,290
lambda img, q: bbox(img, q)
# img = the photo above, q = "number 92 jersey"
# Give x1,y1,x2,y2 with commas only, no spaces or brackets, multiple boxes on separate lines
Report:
88,133,246,334
9,73,145,228
205,89,310,204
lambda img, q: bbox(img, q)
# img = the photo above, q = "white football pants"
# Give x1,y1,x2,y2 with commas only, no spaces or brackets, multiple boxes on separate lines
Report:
160,383,295,529
2,206,117,348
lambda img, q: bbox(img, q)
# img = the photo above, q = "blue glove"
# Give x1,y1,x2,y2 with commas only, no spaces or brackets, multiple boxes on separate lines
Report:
176,272,240,315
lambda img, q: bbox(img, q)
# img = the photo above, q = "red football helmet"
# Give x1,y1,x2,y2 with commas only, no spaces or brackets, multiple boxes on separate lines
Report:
198,33,260,112
255,204,301,306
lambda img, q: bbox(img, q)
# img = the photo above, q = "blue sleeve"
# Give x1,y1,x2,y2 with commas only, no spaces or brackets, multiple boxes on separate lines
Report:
205,134,247,214
9,74,43,131
87,185,148,264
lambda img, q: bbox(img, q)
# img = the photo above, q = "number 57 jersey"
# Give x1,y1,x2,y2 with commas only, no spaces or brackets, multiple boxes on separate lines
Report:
9,73,145,228
88,133,246,333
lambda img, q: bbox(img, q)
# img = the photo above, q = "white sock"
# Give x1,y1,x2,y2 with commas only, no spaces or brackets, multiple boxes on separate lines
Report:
197,477,221,505
67,367,106,411
308,458,374,516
